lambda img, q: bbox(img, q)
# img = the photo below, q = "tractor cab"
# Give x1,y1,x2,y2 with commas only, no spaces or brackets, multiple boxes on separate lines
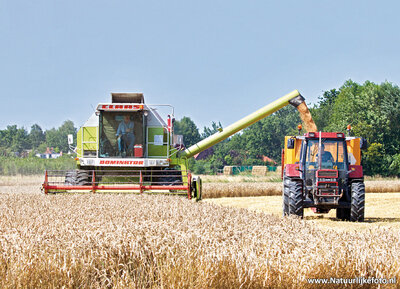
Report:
300,133,349,207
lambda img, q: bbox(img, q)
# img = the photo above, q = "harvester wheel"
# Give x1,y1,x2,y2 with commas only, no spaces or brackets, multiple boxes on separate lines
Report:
64,170,90,186
191,176,202,201
288,180,304,218
65,171,76,185
76,170,90,185
350,182,365,222
282,177,290,216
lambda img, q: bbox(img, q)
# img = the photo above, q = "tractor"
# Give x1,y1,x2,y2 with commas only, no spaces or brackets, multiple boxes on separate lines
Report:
282,131,368,221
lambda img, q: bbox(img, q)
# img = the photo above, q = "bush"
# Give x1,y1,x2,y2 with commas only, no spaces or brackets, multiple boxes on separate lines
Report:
389,154,400,176
0,156,76,175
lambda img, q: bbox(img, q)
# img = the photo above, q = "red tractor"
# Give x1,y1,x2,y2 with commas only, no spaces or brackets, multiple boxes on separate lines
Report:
282,132,367,222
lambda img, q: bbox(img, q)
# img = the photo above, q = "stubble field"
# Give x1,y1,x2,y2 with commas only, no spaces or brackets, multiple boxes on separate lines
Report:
0,175,399,288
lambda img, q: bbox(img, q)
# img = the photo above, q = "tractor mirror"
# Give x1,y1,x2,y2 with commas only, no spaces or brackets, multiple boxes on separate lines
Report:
287,138,295,149
360,138,368,150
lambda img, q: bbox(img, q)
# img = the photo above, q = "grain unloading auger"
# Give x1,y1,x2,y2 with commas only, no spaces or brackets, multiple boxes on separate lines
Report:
42,90,305,199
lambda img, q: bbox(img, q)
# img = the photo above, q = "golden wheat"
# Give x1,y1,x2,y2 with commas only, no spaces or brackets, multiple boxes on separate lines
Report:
0,181,399,288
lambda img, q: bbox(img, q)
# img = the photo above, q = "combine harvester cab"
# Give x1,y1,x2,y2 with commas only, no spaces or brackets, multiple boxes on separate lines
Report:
282,131,368,221
43,90,307,200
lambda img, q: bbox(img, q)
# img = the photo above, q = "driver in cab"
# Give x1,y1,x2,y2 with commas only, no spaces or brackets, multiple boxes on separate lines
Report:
116,115,135,156
317,143,334,163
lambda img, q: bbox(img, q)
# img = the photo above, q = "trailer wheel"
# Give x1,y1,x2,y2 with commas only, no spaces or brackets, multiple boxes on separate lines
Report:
288,180,304,218
350,182,365,222
336,208,350,221
282,178,290,216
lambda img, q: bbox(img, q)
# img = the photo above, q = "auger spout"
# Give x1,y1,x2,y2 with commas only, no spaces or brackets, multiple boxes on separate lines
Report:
182,90,305,159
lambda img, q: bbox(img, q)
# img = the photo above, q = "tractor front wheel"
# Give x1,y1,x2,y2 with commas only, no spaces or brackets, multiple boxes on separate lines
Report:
350,182,365,222
288,180,304,218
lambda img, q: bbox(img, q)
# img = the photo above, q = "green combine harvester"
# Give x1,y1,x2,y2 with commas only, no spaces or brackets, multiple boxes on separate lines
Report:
42,90,305,199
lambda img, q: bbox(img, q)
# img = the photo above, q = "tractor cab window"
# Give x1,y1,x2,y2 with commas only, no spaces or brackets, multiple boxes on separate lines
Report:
99,111,144,158
305,139,347,171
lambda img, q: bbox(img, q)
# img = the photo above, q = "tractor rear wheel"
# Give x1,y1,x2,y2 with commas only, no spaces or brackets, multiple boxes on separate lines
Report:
350,182,365,222
288,180,304,218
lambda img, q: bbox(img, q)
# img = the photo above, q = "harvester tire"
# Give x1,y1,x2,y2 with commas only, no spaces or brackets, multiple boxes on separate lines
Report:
288,180,304,218
65,171,77,185
191,176,202,201
350,182,365,222
282,177,290,216
64,170,90,186
76,171,90,185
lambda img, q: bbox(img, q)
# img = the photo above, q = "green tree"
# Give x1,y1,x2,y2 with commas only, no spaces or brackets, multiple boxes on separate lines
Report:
46,120,76,153
202,121,223,138
310,89,339,131
326,80,400,175
0,125,29,153
240,106,301,162
29,124,45,150
173,117,201,147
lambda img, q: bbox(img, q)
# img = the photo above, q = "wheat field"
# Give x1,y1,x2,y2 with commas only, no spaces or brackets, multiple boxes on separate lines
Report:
0,176,400,288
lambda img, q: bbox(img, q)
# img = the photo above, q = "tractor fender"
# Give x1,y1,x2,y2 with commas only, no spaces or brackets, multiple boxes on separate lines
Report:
349,165,363,179
284,164,300,178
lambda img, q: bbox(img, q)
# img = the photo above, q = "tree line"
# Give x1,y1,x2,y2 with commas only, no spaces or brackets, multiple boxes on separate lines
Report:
0,121,76,156
175,80,400,176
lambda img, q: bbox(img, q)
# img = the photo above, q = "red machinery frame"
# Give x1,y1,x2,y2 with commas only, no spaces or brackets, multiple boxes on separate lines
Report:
42,170,193,199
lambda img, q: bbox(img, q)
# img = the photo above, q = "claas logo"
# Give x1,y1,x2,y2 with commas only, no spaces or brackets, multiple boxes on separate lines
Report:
99,104,144,110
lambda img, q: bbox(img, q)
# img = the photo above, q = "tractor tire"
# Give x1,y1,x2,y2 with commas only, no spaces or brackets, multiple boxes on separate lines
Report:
282,178,290,216
288,180,304,218
350,182,365,222
336,208,350,221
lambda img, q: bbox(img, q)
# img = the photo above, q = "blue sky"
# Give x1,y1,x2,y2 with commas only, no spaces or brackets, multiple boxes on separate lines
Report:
1,0,399,131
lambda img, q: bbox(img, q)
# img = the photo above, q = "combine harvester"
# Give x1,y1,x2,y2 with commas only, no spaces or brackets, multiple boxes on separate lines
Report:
42,90,306,199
